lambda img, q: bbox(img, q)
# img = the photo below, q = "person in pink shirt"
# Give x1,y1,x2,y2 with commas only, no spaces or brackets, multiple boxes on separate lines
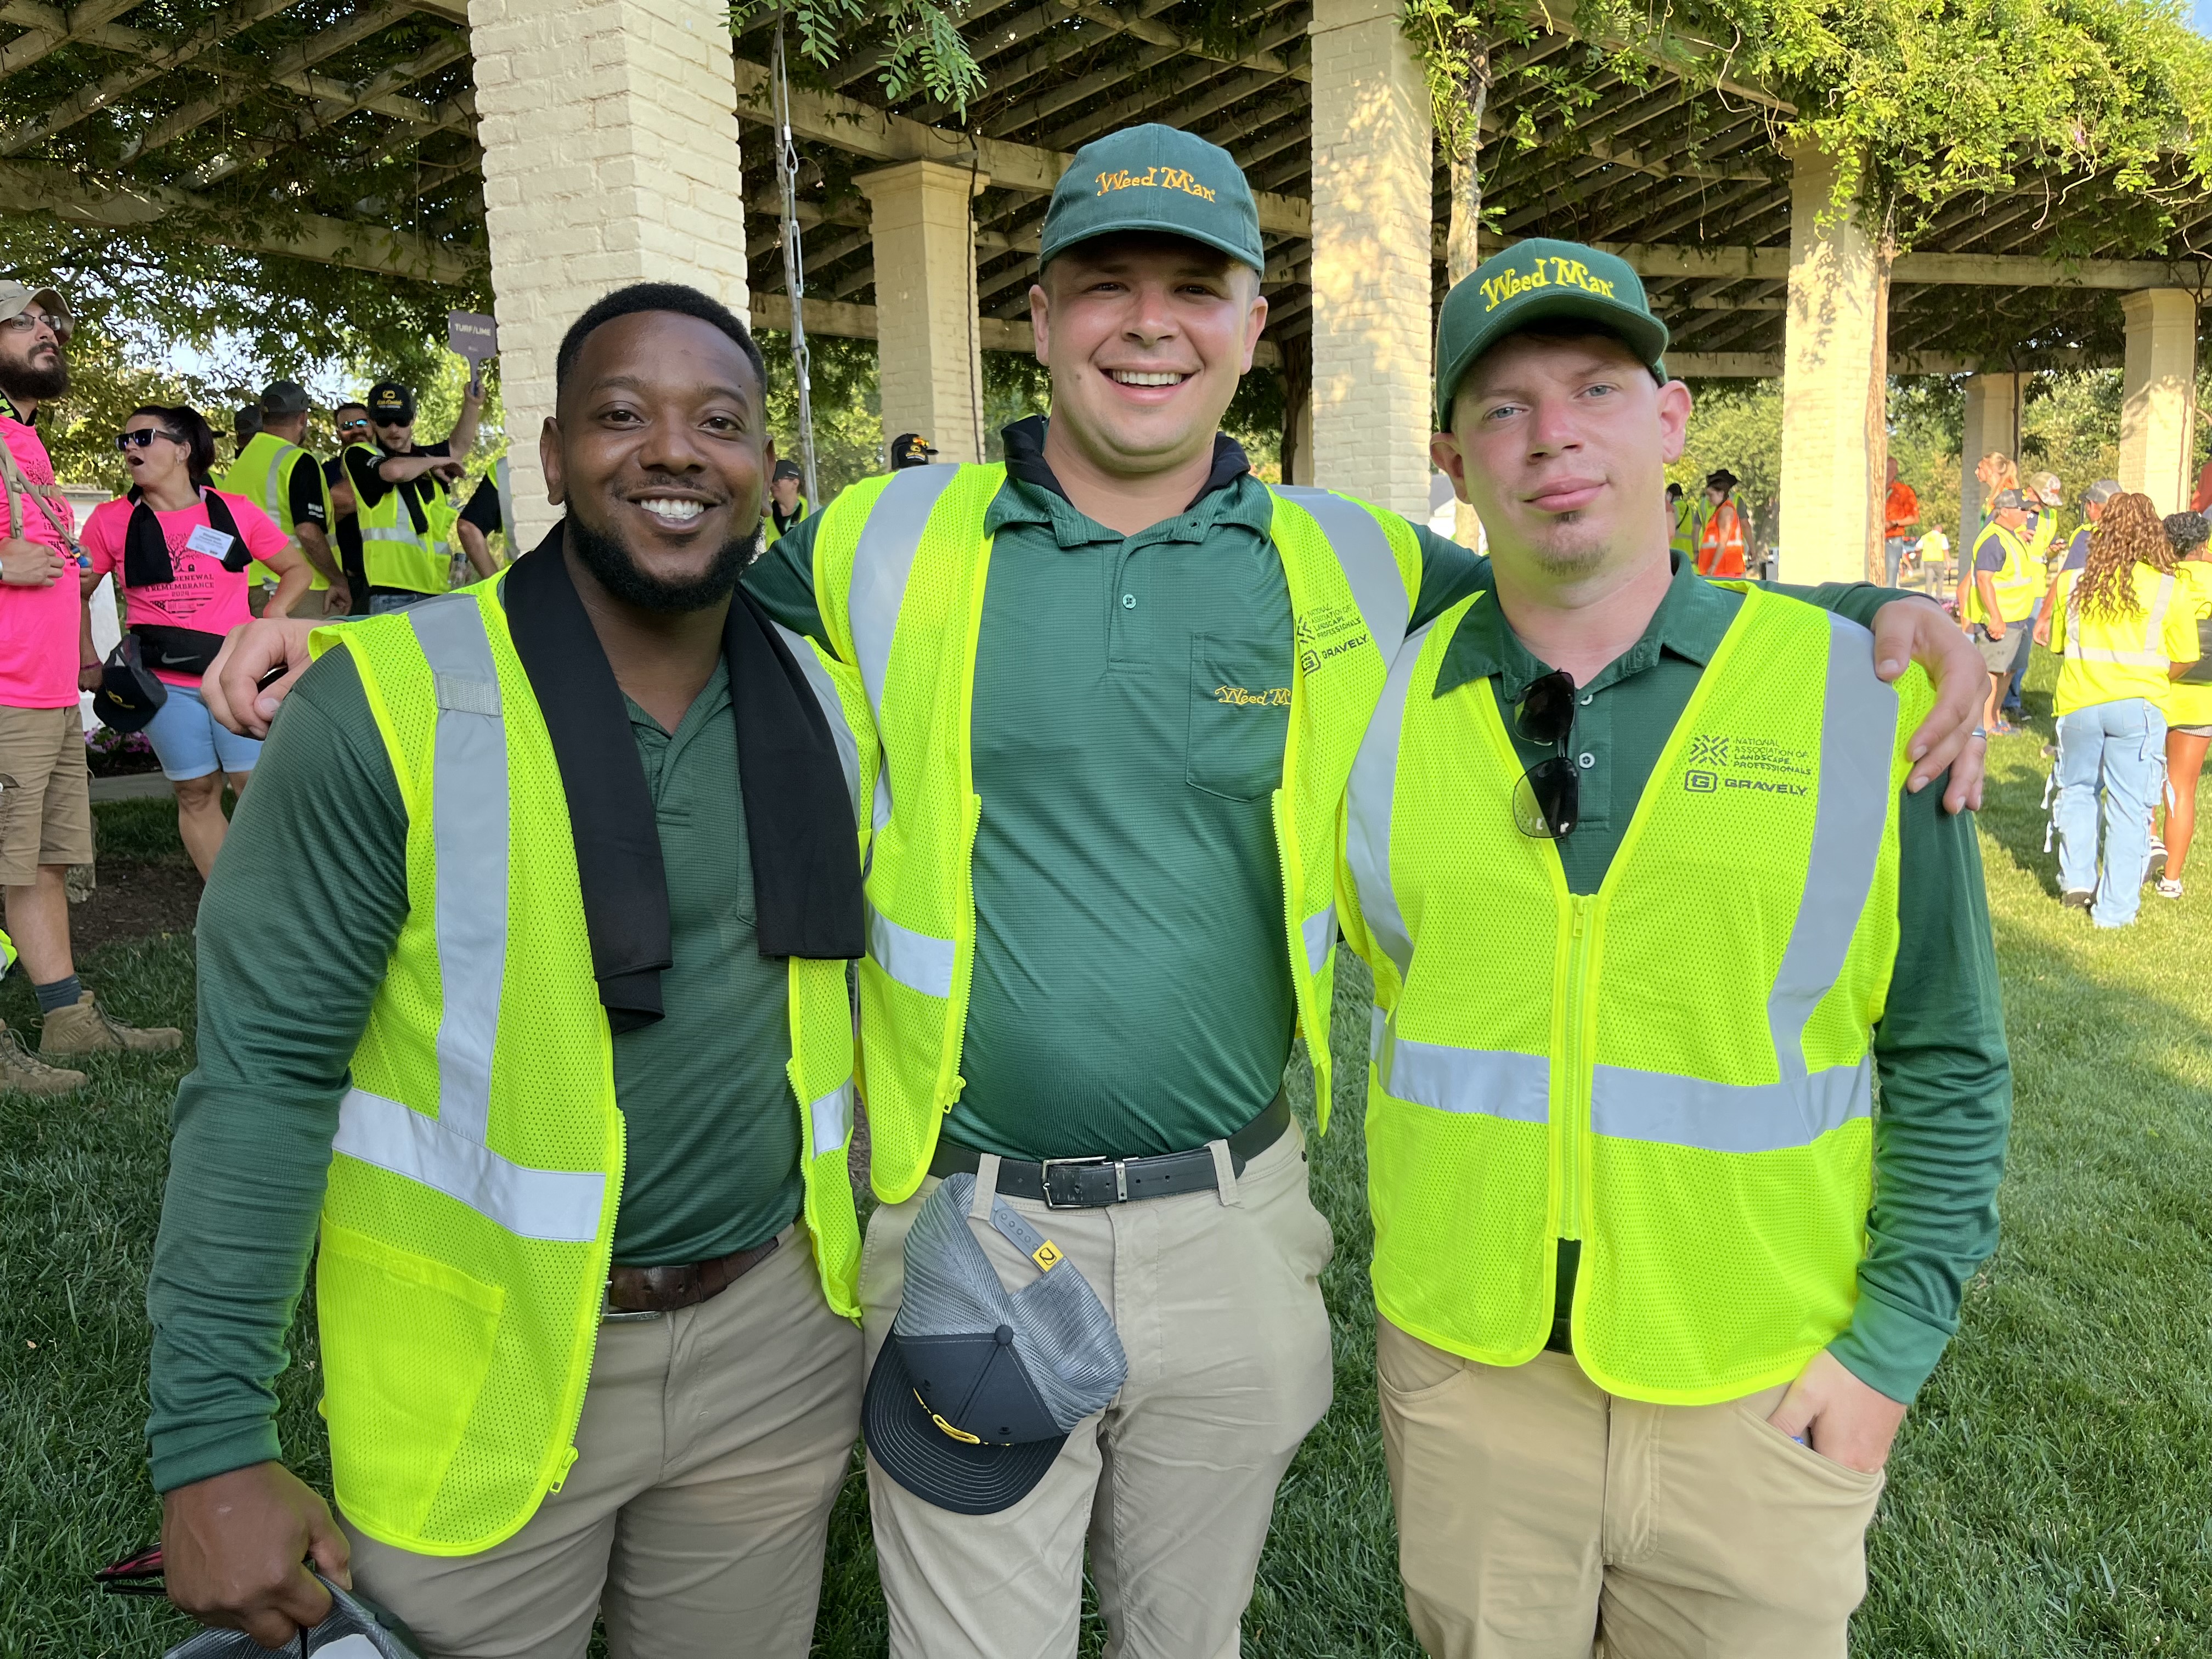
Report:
0,278,179,1078
82,406,303,877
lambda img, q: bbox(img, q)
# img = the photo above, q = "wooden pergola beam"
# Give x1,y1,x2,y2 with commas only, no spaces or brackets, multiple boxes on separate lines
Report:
0,0,139,77
731,55,1313,236
0,158,480,285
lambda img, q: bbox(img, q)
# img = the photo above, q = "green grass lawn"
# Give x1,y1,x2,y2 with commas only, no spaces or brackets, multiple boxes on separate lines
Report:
5,657,2210,1657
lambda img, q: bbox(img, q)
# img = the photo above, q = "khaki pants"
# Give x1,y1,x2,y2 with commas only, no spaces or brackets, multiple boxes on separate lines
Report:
1377,1319,1886,1659
345,1226,862,1659
0,703,93,885
862,1121,1336,1659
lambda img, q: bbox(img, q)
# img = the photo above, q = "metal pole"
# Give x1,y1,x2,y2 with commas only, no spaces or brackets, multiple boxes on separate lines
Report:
773,16,820,505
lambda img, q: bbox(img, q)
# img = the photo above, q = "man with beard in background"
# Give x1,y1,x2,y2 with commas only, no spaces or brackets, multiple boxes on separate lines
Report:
0,279,180,1081
148,283,870,1658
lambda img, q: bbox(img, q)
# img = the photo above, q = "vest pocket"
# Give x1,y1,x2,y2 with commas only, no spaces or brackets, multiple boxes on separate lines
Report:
1188,634,1293,802
316,1221,507,1539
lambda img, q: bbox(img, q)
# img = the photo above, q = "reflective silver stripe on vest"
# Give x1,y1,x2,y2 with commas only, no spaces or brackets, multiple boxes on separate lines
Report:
362,526,421,541
809,1079,854,1156
1384,1032,1551,1125
1302,904,1335,976
1272,485,1411,664
2064,574,2176,665
410,596,509,1147
772,620,861,820
1591,611,1897,1153
1342,620,1434,986
262,441,302,523
333,1086,604,1243
869,905,956,999
849,465,963,724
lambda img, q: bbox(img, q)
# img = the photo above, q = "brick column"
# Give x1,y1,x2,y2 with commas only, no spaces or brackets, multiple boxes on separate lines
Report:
1308,0,1432,518
858,160,988,466
468,0,748,546
2120,289,2198,514
1959,372,2022,536
1777,143,1888,585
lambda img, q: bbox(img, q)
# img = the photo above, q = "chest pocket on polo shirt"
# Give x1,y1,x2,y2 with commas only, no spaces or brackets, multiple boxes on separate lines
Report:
1188,633,1293,802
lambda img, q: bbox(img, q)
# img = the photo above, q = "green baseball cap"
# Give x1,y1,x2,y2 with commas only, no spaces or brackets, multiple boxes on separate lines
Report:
1433,238,1670,430
1041,125,1264,275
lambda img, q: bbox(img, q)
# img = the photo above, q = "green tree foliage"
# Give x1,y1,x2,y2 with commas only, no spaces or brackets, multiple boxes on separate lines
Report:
1409,0,2212,268
728,0,984,110
759,330,886,501
1,217,482,489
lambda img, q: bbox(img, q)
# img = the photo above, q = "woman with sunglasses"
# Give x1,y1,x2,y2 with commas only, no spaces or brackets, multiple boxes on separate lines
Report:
80,407,303,877
323,404,373,614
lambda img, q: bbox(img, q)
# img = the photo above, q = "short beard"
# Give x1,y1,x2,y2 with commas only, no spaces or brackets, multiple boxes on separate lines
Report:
0,356,67,404
566,511,760,614
1523,516,1615,583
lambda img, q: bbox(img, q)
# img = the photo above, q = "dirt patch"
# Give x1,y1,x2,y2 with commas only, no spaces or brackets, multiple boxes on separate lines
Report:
71,857,202,950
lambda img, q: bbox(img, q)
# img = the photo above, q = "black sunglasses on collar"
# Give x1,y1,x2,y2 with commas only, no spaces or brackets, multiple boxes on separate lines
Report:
1510,669,1580,840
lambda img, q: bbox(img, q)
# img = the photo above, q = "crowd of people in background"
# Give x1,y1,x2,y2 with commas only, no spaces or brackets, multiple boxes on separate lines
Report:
1934,444,2211,926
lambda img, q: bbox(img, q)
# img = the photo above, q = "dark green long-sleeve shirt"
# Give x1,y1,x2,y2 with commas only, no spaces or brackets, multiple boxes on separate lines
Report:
1427,556,2010,1403
145,646,800,1494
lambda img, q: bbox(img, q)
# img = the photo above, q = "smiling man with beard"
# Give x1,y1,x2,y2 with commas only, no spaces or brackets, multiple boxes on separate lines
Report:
146,285,871,1657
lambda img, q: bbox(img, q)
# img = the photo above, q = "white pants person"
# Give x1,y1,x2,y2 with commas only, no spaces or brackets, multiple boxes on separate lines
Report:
861,1123,1335,1659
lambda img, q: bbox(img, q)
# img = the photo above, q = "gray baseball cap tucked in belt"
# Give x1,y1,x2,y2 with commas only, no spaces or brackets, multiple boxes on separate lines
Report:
864,1169,1128,1515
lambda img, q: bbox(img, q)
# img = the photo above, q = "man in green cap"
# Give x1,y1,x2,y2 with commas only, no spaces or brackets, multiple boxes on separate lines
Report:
1336,238,2009,1656
206,138,1990,1657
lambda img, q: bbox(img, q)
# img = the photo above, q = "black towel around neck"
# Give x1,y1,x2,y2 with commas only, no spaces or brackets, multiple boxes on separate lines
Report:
122,486,250,588
500,523,864,1033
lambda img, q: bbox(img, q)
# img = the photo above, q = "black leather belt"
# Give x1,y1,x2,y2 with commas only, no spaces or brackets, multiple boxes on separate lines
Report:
928,1093,1291,1208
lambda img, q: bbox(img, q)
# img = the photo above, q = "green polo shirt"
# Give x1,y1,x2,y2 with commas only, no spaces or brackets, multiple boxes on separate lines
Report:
1436,556,2011,1402
744,420,1910,1166
145,645,800,1493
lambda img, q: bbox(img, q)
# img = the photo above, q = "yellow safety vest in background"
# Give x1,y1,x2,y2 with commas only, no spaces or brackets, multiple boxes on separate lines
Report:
806,463,1421,1200
767,496,811,545
2050,565,2183,716
1964,522,2039,625
216,430,331,591
348,443,450,596
1668,497,1698,561
306,579,863,1556
1338,586,1933,1404
2024,510,2061,568
2164,561,2212,729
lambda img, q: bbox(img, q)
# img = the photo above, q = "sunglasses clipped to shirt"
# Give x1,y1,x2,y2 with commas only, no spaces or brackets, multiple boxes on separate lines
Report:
1511,669,1581,840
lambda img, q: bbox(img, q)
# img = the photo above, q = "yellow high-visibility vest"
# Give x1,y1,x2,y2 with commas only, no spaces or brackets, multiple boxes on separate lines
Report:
805,463,1420,1199
306,579,864,1556
348,443,449,596
1963,522,2039,624
2163,561,2212,729
767,496,811,544
1668,496,1698,561
2050,564,2188,716
1337,585,1933,1404
215,430,330,591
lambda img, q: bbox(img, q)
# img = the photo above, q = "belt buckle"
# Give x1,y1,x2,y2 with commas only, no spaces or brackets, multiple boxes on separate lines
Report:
1040,1155,1114,1208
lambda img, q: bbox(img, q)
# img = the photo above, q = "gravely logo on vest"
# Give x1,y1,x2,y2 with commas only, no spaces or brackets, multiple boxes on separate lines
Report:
1684,730,1813,796
1296,602,1368,676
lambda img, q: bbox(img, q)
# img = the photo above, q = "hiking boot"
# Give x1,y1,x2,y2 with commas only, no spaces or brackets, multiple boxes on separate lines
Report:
0,1021,86,1094
40,991,183,1056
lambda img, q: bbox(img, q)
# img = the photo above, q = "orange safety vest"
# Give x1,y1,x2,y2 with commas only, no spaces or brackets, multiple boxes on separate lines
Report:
1697,499,1747,577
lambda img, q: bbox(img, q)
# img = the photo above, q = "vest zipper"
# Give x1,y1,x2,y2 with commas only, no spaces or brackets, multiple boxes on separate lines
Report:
1556,894,1595,1243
